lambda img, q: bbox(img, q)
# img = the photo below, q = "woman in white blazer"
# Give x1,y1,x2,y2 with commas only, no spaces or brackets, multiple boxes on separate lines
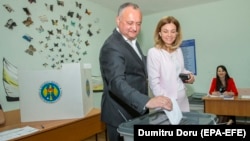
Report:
147,16,195,112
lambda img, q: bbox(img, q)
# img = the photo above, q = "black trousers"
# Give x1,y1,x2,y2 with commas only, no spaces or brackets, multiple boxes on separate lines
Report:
106,124,124,141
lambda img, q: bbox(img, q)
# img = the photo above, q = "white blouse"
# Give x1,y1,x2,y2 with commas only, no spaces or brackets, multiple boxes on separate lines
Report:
147,47,190,99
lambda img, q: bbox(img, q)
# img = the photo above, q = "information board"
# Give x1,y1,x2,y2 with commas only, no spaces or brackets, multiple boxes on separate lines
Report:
180,39,197,75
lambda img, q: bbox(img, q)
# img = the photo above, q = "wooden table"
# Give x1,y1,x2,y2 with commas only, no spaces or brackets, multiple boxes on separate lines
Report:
0,108,106,141
203,95,250,117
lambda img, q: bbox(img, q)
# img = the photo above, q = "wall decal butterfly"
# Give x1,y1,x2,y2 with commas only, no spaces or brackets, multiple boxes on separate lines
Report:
52,19,58,26
88,23,92,28
79,23,83,30
82,51,87,55
85,40,89,46
76,13,82,20
76,2,82,9
68,31,73,36
23,7,31,16
96,29,101,34
43,63,48,67
60,15,67,22
22,34,33,42
48,30,54,35
25,45,36,55
5,19,17,30
3,4,14,12
87,29,93,36
44,43,48,48
39,15,48,22
63,24,68,30
57,0,64,6
36,25,44,33
51,64,56,68
85,9,91,15
71,21,75,27
28,0,36,4
54,43,58,47
45,3,53,12
45,36,50,41
76,30,80,37
67,11,74,18
23,17,33,27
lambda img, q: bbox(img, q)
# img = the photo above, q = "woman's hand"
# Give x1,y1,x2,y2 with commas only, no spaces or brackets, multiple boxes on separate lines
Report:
211,91,221,96
223,91,235,96
186,73,195,84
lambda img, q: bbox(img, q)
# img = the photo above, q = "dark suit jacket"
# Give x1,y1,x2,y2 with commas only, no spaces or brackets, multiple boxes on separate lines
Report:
99,29,149,127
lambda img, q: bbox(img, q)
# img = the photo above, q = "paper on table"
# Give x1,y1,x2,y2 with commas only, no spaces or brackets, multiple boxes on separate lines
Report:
223,94,234,100
208,94,223,98
163,98,183,125
0,126,39,141
241,95,250,99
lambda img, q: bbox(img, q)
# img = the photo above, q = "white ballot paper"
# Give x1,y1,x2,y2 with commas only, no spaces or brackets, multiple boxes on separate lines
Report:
163,98,183,125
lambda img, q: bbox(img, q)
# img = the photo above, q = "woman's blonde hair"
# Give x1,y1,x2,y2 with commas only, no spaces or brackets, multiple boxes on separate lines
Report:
154,16,182,50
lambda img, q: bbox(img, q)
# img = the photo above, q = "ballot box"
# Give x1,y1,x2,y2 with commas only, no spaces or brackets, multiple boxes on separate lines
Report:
117,110,217,141
18,63,93,122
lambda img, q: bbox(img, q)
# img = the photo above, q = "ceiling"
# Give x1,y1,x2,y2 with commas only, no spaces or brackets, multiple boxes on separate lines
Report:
90,0,222,15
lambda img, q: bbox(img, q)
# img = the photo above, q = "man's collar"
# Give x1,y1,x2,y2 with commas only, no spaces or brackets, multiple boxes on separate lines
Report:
116,27,137,43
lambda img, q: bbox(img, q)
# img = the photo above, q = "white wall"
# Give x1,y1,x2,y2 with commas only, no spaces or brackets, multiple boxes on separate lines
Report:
141,0,250,95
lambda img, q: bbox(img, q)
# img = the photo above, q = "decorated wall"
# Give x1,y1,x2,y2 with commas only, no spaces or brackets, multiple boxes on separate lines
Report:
0,0,115,111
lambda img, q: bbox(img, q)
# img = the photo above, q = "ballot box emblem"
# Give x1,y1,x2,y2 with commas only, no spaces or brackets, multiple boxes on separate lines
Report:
39,81,62,103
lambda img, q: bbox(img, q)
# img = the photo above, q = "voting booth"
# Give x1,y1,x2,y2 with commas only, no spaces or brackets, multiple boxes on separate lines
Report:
18,63,93,122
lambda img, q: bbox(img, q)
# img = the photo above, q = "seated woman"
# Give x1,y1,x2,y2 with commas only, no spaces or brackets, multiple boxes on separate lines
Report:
208,65,238,125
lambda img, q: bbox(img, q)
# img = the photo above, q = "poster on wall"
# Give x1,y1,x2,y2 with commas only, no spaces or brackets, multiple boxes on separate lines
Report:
180,39,197,75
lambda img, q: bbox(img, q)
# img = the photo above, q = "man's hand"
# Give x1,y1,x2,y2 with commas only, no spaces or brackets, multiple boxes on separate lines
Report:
145,96,172,111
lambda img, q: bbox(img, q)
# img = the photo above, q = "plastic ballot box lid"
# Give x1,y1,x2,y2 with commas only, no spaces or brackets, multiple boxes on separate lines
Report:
117,110,217,141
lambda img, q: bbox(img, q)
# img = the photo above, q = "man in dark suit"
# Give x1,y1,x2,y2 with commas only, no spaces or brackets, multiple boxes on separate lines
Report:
99,2,173,141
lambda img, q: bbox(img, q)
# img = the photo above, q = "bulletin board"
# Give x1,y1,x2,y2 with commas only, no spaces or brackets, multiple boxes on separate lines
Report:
180,39,197,75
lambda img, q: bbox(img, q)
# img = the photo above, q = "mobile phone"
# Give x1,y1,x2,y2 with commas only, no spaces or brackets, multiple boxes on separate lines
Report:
179,73,190,82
